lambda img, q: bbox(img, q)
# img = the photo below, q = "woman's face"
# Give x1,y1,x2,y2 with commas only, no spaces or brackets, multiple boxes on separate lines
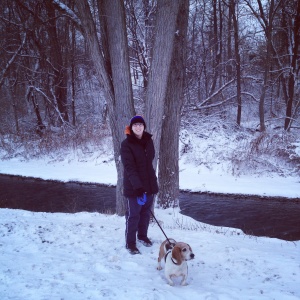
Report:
132,123,144,139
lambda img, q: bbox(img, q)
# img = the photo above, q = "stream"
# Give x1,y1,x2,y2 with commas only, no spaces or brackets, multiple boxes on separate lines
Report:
1,174,299,241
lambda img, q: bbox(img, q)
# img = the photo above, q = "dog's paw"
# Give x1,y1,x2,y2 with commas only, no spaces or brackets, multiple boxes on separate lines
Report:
180,282,188,286
157,266,163,270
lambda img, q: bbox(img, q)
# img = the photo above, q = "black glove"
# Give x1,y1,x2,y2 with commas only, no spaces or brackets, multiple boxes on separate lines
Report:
135,188,145,197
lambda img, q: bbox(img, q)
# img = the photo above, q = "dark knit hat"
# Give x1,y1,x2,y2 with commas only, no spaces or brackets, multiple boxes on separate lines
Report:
130,115,146,129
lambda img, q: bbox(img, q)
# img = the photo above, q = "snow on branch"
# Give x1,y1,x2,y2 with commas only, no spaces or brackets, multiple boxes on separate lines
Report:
193,95,237,110
193,78,236,109
51,0,83,32
0,33,27,88
241,92,259,102
29,85,70,126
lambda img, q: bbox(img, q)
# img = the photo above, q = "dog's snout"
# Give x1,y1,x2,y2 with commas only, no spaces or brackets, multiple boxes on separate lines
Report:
190,253,195,259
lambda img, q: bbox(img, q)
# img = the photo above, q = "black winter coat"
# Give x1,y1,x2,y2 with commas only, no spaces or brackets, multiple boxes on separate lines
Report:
120,131,159,197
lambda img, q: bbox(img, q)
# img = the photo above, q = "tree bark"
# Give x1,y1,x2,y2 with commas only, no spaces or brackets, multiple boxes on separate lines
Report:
246,0,276,131
284,0,300,130
158,0,189,208
75,0,134,215
259,0,275,132
230,0,242,126
102,0,135,215
45,2,69,123
209,0,222,96
144,0,180,168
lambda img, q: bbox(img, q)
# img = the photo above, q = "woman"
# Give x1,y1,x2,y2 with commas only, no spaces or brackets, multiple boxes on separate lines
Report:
120,115,159,254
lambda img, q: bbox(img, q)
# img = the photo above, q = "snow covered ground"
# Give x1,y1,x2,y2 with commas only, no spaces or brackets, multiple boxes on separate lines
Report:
0,207,299,300
0,149,300,299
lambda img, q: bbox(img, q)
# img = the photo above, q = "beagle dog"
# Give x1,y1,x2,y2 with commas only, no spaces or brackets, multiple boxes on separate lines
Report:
157,239,195,286
157,238,177,270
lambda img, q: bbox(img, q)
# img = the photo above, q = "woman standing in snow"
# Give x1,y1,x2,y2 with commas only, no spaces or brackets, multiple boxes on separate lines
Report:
120,115,159,254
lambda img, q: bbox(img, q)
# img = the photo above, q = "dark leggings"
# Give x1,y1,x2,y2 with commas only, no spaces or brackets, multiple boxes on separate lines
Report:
125,194,154,247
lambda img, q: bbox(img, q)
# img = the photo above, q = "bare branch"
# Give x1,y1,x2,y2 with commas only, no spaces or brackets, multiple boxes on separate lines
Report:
0,33,27,88
51,0,83,32
199,78,236,107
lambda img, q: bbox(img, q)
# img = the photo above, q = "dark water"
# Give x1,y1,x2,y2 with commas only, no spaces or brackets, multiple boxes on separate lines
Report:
179,192,300,241
0,175,115,213
1,174,300,241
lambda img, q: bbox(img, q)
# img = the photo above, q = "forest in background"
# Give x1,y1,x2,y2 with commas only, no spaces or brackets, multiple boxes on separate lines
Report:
0,0,299,212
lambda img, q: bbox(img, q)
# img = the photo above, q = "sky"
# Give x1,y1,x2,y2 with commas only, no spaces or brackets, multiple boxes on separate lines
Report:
0,145,299,300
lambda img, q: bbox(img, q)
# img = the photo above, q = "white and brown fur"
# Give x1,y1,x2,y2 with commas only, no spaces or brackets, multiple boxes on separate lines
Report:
157,239,195,286
157,238,177,270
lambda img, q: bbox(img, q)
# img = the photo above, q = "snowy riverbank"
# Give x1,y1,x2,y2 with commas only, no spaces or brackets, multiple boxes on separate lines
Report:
0,155,299,199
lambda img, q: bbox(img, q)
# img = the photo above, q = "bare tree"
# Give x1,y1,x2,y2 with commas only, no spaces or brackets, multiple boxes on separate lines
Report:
0,34,26,89
229,0,242,125
284,0,300,130
63,0,185,213
245,0,280,131
125,0,156,88
144,0,180,165
74,0,134,215
158,0,189,208
209,0,223,96
45,1,69,123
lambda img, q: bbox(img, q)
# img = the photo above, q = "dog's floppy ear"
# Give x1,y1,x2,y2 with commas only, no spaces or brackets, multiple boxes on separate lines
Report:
166,241,176,251
172,246,183,265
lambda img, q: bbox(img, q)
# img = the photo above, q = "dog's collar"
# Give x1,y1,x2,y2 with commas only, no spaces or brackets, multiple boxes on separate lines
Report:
171,257,179,265
165,251,179,265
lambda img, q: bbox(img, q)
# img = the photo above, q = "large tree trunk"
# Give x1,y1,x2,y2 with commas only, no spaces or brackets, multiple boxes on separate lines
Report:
144,0,180,168
158,0,189,208
75,0,134,215
62,0,183,214
102,0,135,215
